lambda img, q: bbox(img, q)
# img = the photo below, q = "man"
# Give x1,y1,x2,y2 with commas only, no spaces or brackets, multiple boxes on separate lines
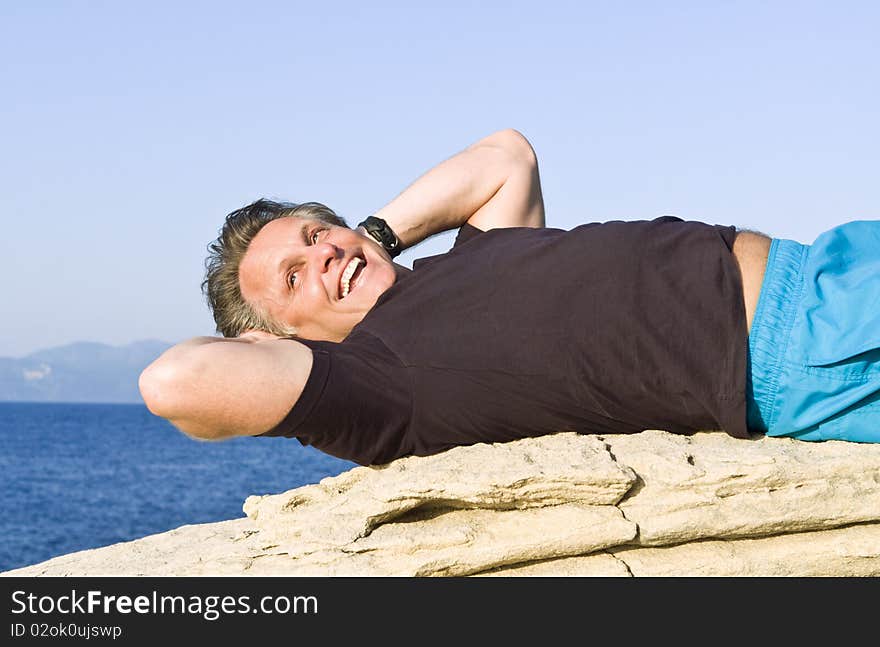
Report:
140,129,880,465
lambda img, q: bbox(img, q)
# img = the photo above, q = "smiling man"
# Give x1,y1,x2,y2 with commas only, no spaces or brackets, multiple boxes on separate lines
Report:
236,211,398,343
140,129,880,465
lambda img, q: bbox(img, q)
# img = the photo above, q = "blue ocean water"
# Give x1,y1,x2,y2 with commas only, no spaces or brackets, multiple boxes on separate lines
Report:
0,402,356,572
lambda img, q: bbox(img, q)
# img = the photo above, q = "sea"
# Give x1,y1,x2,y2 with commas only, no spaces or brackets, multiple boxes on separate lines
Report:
0,401,356,573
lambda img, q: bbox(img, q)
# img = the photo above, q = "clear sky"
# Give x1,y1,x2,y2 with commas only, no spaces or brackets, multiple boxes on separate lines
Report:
1,1,877,358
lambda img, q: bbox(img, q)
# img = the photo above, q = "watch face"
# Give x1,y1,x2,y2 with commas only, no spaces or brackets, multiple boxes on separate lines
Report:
359,217,399,256
371,225,392,245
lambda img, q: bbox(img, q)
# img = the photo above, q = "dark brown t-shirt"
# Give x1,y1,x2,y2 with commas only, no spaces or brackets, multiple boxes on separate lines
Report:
261,217,749,465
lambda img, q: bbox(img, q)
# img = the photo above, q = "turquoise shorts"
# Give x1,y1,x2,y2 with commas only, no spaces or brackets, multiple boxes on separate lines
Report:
746,220,880,442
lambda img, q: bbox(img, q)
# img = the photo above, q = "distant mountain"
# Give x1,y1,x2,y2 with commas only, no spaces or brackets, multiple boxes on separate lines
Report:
0,340,173,403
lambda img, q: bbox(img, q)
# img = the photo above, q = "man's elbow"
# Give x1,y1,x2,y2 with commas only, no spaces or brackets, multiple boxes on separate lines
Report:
139,361,176,419
486,128,538,168
139,362,221,441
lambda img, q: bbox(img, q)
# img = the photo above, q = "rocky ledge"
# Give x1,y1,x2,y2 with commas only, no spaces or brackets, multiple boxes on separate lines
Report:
5,430,880,576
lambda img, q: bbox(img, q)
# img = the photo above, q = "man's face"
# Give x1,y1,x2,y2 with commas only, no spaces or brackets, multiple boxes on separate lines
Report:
238,216,397,341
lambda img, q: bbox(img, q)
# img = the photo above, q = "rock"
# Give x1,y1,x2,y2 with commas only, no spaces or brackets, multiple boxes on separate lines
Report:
607,430,880,544
4,430,880,576
608,524,880,576
242,433,636,556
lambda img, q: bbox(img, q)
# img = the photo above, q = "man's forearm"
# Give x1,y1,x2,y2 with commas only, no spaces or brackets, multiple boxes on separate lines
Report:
367,128,545,250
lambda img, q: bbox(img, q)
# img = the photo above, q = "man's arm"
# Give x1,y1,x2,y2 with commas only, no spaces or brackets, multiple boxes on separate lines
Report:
366,128,545,250
138,333,311,440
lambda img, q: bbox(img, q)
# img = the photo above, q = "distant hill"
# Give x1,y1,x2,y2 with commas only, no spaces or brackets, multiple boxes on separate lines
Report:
0,340,173,403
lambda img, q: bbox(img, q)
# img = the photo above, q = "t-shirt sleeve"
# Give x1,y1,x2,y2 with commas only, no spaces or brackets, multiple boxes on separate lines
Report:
453,222,486,248
258,336,413,466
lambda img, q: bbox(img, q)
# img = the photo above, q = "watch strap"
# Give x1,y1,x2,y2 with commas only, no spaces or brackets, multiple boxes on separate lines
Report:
357,216,403,258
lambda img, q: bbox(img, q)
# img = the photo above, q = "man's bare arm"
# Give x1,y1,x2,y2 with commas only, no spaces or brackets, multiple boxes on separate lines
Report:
138,334,311,440
367,128,545,249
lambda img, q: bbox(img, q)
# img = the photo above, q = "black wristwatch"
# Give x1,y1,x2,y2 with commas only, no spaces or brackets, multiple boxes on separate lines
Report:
357,216,403,258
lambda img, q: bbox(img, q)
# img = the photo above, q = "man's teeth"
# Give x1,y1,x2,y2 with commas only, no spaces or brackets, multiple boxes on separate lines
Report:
340,258,363,298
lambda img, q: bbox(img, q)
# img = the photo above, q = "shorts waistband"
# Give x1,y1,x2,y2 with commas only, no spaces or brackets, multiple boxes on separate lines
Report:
746,238,810,432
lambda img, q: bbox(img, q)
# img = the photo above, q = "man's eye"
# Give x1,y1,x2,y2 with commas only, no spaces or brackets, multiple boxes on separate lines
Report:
288,273,297,287
310,230,322,244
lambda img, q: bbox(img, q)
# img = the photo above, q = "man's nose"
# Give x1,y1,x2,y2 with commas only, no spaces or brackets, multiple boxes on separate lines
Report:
311,242,343,271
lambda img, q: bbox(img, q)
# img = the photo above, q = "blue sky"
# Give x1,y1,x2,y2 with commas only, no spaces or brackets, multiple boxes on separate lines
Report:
1,1,877,358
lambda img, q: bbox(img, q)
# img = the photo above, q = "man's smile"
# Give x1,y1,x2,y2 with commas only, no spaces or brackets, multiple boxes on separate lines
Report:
339,256,366,299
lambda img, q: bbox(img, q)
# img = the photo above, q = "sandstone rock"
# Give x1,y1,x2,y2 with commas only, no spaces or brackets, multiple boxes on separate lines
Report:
481,522,880,577
606,430,880,545
477,552,632,577
609,523,880,576
4,430,880,577
242,433,636,556
263,503,636,576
